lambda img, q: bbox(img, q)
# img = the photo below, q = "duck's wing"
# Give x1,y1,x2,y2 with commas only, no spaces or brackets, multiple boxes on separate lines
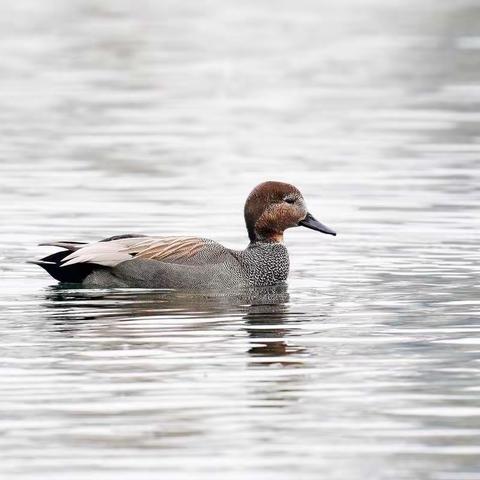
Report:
60,236,224,268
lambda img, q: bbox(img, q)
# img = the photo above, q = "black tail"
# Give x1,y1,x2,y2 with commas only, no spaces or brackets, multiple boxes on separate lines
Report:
29,251,95,283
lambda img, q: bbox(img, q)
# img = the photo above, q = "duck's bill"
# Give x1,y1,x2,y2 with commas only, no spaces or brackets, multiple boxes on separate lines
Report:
299,213,336,236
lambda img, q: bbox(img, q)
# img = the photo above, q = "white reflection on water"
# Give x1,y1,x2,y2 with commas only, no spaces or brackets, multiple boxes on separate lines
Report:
0,0,480,479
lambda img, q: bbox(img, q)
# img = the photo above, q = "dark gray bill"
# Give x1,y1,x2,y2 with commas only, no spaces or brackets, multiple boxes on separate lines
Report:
299,212,336,236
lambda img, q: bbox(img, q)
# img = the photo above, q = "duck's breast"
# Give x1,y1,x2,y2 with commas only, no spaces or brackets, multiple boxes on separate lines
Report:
237,243,289,286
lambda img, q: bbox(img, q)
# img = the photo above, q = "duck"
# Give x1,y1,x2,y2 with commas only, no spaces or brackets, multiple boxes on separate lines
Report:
31,181,336,289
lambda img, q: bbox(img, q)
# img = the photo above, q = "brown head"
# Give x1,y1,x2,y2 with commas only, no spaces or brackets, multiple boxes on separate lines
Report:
244,181,336,243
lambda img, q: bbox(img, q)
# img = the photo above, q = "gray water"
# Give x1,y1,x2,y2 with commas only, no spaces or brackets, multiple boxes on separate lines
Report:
1,0,480,479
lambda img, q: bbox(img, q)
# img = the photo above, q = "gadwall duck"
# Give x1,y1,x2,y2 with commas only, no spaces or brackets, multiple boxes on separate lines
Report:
32,181,336,289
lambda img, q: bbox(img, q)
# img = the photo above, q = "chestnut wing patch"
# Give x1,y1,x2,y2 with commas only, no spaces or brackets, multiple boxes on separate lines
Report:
129,237,211,262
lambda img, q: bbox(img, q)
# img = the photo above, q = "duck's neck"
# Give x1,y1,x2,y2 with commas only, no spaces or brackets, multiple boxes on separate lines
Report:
248,232,284,244
249,237,284,247
247,222,285,244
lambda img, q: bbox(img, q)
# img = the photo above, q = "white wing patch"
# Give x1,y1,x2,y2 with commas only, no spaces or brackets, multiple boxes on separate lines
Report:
61,239,137,267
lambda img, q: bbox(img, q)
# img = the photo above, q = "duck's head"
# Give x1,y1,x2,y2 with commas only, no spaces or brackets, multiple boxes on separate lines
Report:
244,181,336,243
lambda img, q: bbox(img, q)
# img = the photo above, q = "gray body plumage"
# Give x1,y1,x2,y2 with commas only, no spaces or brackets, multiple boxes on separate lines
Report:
82,239,289,289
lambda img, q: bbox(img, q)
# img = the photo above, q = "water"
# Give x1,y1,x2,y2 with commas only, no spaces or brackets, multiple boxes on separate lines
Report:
1,0,480,478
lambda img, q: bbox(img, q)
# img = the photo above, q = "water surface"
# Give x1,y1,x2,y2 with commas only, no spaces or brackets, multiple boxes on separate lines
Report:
1,0,480,479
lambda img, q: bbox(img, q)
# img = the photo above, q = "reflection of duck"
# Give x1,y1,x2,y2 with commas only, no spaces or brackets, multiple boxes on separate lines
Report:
32,181,336,289
42,285,306,364
43,284,288,320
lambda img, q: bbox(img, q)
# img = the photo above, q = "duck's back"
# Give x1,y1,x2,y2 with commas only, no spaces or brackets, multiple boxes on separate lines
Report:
82,236,246,289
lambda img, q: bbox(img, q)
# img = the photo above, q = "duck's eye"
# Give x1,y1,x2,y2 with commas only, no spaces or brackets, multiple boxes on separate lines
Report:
284,198,295,204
